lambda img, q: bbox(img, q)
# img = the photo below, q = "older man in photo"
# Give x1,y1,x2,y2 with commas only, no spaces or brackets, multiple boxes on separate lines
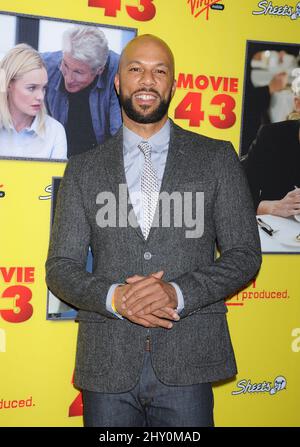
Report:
42,25,122,157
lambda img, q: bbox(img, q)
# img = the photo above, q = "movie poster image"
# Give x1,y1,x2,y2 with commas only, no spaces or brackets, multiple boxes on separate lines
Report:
0,11,136,161
240,40,300,253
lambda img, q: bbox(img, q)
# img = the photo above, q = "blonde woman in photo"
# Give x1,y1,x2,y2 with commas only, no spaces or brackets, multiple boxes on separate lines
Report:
0,43,67,160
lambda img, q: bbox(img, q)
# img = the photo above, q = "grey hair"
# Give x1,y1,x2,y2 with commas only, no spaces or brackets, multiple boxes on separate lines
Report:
62,25,109,72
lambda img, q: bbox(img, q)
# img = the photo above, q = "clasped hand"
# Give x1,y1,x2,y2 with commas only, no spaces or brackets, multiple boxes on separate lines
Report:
114,271,179,329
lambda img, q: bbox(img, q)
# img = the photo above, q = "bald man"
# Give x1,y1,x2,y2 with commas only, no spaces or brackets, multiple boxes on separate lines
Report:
46,35,261,427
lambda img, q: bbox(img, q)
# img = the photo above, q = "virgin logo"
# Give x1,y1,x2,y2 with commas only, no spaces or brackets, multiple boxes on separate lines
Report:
187,0,224,20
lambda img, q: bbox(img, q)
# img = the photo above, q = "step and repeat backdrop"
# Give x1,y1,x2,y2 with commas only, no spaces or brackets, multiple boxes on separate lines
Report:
0,0,299,427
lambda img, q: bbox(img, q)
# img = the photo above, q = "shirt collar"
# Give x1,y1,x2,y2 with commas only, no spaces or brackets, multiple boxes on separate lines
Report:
9,116,43,138
123,119,170,155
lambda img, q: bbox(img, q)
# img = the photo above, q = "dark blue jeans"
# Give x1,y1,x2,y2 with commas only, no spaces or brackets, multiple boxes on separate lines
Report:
82,352,214,427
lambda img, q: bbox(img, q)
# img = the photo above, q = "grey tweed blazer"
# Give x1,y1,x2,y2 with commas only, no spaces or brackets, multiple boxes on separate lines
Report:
46,120,261,392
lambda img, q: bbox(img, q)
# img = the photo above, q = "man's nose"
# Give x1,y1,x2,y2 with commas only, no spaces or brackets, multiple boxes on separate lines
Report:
64,69,75,83
139,69,156,86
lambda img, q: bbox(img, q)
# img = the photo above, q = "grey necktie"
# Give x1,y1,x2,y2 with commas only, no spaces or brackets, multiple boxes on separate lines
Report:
138,141,159,239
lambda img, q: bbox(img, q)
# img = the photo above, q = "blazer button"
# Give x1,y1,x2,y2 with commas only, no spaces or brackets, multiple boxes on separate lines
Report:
144,251,152,260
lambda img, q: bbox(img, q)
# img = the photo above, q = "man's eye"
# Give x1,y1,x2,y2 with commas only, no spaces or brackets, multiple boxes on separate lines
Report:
129,67,141,72
155,69,166,74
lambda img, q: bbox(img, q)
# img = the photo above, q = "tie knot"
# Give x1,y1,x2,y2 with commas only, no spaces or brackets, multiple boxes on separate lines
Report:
138,141,152,158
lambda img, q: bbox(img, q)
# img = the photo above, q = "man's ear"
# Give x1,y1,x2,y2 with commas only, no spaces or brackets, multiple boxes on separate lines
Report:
171,79,177,99
114,72,120,95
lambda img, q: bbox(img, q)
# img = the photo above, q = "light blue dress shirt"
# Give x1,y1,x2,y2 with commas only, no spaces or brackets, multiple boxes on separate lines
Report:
0,115,67,160
106,119,184,318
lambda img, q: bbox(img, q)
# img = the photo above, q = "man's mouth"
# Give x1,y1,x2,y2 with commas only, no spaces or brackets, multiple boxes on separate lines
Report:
135,93,157,100
134,91,159,105
66,83,79,89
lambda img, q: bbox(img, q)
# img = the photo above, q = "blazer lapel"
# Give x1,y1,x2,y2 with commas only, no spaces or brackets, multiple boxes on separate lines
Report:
146,121,188,240
101,121,189,242
159,121,188,194
102,128,144,241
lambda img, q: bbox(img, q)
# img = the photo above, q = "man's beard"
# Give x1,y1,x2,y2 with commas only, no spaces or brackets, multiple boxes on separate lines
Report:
119,87,172,124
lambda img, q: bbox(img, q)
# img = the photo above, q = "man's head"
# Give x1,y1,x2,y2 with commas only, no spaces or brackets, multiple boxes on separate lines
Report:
115,34,176,128
61,25,109,93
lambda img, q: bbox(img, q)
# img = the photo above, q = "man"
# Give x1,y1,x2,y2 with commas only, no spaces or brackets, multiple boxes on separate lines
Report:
242,73,300,217
42,25,121,157
46,35,261,427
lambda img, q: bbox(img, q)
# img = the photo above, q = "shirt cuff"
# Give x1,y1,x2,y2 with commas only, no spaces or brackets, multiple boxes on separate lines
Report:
169,282,185,314
106,283,124,319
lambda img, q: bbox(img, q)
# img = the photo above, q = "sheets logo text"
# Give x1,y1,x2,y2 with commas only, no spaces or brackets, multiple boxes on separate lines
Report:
232,376,287,396
253,1,300,19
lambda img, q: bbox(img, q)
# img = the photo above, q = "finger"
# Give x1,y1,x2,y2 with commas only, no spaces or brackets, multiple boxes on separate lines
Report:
126,275,144,283
123,276,161,303
135,297,173,316
121,279,154,308
289,203,300,211
128,292,169,316
152,307,180,321
150,270,164,279
125,282,168,312
125,271,163,284
287,190,300,198
130,293,171,315
138,313,173,329
124,271,164,295
125,285,166,313
126,282,177,314
127,312,173,329
135,307,172,319
127,314,155,328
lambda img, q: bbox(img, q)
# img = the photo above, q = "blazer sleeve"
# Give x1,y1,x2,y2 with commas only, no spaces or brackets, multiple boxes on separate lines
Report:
45,156,117,318
172,143,262,318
